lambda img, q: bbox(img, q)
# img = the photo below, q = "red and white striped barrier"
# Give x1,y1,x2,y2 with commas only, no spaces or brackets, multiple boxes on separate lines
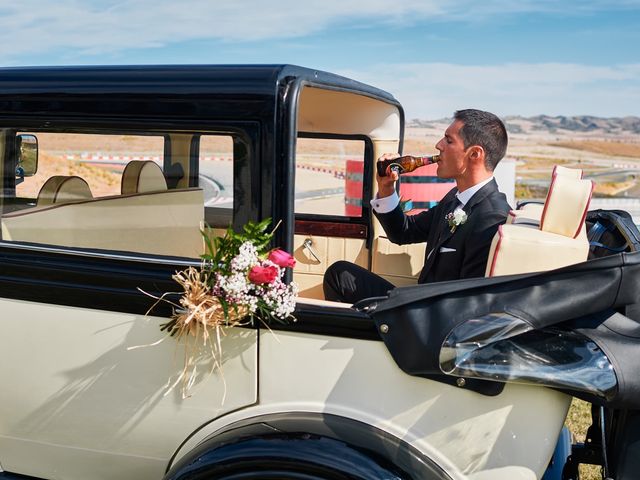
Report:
65,153,234,163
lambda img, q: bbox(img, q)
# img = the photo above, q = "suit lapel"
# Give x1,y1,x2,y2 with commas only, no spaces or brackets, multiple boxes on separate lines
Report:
436,214,457,247
439,179,498,242
431,189,458,245
426,201,459,264
421,189,458,279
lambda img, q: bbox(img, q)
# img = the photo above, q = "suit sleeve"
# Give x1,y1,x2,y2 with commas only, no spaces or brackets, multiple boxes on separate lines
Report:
374,204,437,245
459,210,506,278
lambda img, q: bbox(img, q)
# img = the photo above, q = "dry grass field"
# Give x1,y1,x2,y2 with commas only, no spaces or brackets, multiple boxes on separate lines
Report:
405,121,640,201
17,151,121,198
566,399,601,480
21,125,640,202
550,140,640,158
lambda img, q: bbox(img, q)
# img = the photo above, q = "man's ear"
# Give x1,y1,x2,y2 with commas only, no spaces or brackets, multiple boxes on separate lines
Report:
468,145,485,164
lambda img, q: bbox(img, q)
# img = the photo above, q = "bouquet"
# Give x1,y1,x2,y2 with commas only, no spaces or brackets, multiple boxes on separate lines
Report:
143,218,298,398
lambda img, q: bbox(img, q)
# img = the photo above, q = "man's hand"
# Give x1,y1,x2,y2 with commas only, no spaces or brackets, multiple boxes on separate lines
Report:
376,153,400,199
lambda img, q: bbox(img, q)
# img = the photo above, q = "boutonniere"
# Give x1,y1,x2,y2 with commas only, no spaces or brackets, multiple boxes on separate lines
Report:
445,208,467,233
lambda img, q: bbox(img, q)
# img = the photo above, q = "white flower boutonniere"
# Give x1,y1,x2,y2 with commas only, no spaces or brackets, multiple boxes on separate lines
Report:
445,208,468,233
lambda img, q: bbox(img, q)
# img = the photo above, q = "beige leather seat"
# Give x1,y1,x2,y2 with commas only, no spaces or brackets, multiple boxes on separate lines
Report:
486,173,593,277
3,158,203,257
37,176,93,207
552,164,583,179
508,165,583,226
121,160,167,194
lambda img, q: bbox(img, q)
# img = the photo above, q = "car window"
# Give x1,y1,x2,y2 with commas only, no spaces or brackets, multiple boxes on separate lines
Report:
0,128,244,260
295,136,366,217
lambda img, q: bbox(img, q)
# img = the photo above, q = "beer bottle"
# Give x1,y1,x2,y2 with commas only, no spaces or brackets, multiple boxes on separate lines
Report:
377,154,440,177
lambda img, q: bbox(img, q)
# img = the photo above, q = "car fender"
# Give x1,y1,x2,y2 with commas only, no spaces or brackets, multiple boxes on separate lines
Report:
164,412,452,480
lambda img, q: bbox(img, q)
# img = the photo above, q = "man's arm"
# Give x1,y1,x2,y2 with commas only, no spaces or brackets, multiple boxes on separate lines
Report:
371,152,439,245
374,205,436,245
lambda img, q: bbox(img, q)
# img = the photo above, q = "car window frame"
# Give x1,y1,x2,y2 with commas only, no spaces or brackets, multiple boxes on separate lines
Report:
0,118,262,275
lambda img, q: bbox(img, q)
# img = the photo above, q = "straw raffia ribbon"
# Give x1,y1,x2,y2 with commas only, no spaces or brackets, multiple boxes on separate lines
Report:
131,266,251,400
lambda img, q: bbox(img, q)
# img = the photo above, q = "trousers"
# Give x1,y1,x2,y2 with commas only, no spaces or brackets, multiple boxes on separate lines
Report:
323,261,395,304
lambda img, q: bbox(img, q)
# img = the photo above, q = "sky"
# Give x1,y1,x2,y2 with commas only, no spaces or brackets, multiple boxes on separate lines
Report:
1,0,639,119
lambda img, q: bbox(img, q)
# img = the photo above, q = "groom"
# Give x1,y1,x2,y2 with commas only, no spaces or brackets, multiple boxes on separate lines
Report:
323,109,511,303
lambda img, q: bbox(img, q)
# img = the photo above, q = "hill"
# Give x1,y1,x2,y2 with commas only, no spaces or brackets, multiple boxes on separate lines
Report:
408,116,640,136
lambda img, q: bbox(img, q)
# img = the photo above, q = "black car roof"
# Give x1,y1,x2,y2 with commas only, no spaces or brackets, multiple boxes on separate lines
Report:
0,64,399,122
0,64,396,101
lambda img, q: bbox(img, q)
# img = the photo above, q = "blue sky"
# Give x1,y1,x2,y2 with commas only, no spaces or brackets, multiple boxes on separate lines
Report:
1,0,638,119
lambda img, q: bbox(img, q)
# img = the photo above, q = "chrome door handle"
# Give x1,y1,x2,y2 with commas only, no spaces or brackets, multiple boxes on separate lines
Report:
303,238,321,263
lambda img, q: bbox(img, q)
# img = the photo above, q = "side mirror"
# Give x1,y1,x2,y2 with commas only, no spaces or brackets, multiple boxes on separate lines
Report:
15,134,38,183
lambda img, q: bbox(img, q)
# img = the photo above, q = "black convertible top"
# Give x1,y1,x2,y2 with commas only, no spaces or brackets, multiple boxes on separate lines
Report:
367,252,640,407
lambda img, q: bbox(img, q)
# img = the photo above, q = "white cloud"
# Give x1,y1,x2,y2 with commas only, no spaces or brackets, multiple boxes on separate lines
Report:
338,63,640,118
0,0,438,57
1,2,638,117
0,0,637,58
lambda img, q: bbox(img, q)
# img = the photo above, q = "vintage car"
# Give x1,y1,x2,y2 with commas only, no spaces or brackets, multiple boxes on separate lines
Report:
0,65,638,480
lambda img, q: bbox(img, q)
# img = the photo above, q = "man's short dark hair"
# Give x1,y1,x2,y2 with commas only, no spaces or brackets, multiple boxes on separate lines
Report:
454,109,508,171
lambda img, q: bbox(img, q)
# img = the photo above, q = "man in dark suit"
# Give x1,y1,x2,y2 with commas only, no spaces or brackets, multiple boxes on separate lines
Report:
323,109,511,303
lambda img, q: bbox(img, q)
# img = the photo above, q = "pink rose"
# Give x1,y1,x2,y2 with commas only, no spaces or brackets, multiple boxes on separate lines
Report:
268,249,296,268
248,265,278,284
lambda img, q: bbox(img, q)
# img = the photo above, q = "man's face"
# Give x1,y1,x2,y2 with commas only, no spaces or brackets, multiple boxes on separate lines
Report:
435,120,468,179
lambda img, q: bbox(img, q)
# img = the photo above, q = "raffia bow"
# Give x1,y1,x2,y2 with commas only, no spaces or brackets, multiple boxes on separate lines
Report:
132,266,251,400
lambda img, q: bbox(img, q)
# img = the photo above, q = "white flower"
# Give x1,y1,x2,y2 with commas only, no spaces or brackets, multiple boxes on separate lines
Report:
230,241,259,272
453,208,467,225
445,208,468,233
217,271,251,300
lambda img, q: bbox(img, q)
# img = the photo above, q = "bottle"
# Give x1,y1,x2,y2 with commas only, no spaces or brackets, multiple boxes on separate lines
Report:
376,154,440,177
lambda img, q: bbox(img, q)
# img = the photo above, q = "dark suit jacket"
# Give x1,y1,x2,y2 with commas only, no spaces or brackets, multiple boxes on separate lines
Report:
375,179,511,283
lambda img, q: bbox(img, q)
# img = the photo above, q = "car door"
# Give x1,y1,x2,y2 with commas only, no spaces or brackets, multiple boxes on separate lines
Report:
0,126,258,480
292,134,372,298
